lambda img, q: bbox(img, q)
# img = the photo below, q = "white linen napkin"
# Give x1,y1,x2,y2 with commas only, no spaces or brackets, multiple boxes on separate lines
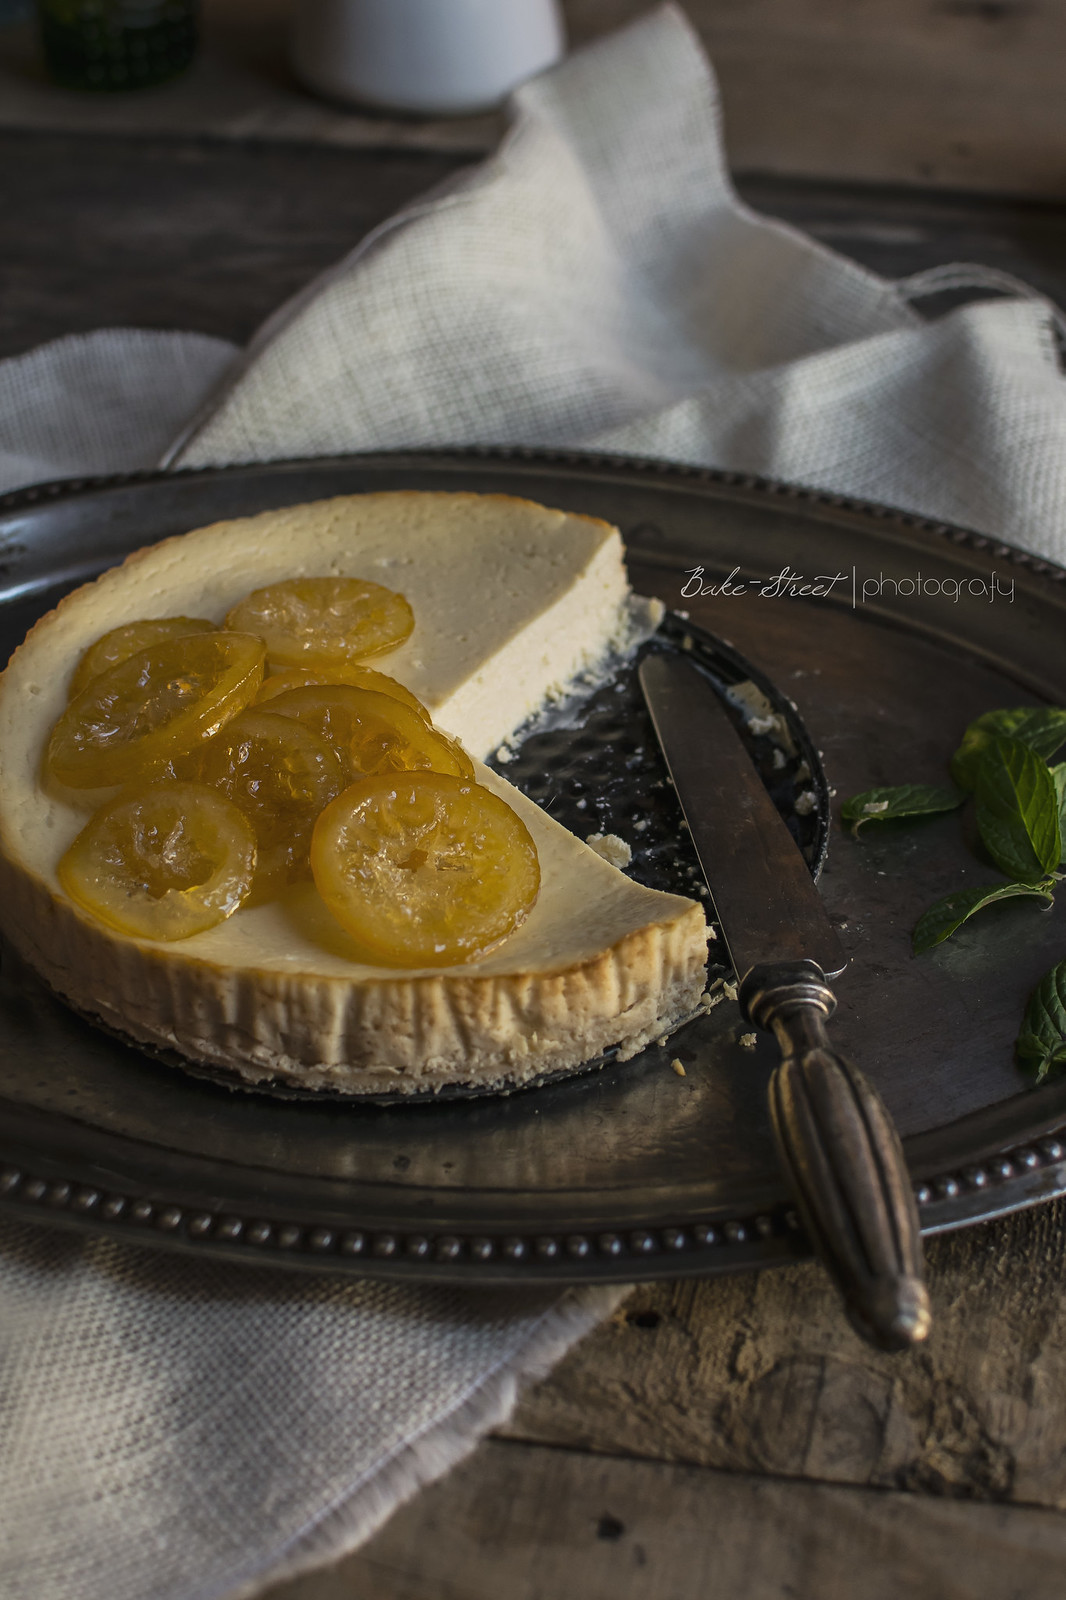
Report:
3,7,1066,1599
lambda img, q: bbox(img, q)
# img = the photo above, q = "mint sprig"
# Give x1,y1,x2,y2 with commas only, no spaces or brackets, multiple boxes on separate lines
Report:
1016,962,1066,1084
1052,763,1066,862
840,784,964,837
975,737,1062,883
913,880,1055,954
950,707,1066,791
842,702,1066,1081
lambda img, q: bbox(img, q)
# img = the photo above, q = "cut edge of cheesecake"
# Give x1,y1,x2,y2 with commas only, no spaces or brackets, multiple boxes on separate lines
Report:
0,766,709,1095
0,864,708,1097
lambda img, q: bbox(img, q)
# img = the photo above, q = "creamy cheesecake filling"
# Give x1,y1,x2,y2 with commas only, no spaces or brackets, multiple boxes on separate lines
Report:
0,492,630,777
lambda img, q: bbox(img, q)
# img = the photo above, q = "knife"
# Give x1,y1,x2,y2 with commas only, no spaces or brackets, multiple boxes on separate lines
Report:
639,650,931,1350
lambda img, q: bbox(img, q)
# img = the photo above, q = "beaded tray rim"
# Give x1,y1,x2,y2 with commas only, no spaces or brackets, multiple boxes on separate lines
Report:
1,446,1065,1282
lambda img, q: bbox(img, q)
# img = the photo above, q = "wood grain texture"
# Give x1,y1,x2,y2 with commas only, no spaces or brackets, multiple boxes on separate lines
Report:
260,1437,1066,1600
6,0,1066,194
503,1179,1066,1508
567,0,1066,197
0,133,469,357
5,131,1066,367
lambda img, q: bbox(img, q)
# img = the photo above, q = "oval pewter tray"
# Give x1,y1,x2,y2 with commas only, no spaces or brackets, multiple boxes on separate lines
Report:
2,448,1066,1284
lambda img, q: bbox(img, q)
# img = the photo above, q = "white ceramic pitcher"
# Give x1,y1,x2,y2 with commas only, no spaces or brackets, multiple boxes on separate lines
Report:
292,0,567,116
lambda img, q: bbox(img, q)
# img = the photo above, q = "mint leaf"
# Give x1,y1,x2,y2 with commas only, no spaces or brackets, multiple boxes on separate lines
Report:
913,879,1055,953
1052,763,1066,863
841,784,964,836
1016,962,1066,1083
975,738,1062,883
951,707,1066,791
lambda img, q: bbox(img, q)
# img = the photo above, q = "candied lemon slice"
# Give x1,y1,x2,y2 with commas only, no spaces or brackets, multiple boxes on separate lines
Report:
256,664,428,718
268,685,474,782
199,708,346,899
225,577,414,670
48,632,265,789
57,782,256,940
68,617,216,701
311,773,540,966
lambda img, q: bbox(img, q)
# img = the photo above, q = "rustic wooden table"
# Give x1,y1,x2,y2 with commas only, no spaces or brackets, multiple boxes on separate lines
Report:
5,6,1066,1596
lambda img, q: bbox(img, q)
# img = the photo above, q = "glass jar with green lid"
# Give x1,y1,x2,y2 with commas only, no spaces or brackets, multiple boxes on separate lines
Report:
36,0,198,91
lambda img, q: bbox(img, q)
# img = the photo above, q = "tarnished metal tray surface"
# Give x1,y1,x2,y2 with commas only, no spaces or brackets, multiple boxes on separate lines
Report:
2,449,1066,1282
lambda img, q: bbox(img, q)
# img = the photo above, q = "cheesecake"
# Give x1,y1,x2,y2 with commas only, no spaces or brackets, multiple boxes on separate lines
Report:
0,491,708,1095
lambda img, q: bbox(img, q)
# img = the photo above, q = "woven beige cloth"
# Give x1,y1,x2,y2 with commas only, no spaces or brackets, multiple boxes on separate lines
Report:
3,7,1066,1600
163,7,1066,564
0,1218,621,1600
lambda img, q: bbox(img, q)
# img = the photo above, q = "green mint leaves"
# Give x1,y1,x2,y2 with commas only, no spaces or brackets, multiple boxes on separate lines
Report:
843,703,1066,1086
844,707,1064,952
950,707,1066,791
913,880,1055,954
1052,764,1066,861
1016,962,1066,1084
841,785,964,836
975,738,1062,882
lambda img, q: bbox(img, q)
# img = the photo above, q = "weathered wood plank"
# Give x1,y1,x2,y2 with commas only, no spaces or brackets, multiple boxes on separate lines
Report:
502,1199,1066,1509
6,0,1066,195
0,132,468,358
260,1437,1066,1600
5,129,1066,367
569,0,1066,197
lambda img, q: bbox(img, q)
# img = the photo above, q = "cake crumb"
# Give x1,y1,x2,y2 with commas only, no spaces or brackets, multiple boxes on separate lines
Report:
772,748,787,770
495,742,515,764
794,790,818,816
671,1058,686,1077
706,924,718,940
699,989,726,1011
586,832,633,870
739,1032,758,1050
723,980,739,1002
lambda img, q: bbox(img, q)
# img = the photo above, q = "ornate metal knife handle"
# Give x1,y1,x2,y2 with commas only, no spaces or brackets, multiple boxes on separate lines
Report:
739,959,932,1351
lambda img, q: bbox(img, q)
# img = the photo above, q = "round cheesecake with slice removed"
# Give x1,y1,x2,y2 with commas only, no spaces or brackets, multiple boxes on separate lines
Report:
0,491,709,1095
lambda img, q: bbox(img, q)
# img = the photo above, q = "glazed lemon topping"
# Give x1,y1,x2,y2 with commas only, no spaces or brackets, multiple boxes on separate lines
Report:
57,782,256,941
267,685,475,783
197,708,346,902
254,663,427,715
48,632,266,789
67,616,217,701
52,583,540,962
225,577,415,670
311,773,540,968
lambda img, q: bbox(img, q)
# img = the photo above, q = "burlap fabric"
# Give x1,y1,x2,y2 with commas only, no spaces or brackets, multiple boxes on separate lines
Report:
2,7,1065,1599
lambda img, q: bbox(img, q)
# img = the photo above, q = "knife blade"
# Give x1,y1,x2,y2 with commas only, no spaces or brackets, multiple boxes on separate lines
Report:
639,650,931,1350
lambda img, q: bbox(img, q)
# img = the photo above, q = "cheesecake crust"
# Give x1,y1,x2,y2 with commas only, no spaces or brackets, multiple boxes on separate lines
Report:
0,845,707,1094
